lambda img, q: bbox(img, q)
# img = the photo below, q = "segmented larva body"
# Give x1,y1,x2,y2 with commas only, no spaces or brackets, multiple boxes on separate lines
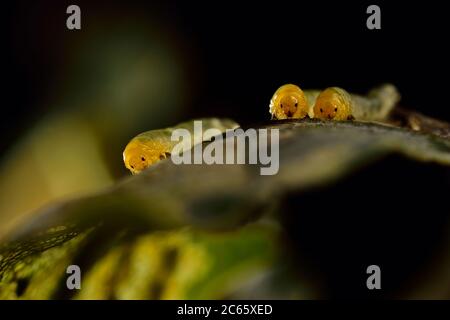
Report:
269,84,311,120
313,87,353,120
270,84,400,121
123,118,239,174
354,84,401,121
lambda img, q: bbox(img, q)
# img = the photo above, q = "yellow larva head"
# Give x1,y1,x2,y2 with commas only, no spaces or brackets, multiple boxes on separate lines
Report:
269,84,309,120
313,87,353,121
123,138,170,174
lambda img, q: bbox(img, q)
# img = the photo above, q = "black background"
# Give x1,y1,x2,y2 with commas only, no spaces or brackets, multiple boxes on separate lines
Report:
3,1,449,150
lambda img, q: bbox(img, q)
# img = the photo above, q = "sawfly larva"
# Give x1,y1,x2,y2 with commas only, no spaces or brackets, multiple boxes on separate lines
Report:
313,87,354,121
123,118,239,174
270,83,400,121
269,84,311,120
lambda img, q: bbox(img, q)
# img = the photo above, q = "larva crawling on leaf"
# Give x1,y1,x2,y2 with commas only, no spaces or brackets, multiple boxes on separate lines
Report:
123,118,239,174
269,83,400,121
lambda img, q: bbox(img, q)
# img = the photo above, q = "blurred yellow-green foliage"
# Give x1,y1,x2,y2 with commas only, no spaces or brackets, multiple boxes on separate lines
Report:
1,17,192,238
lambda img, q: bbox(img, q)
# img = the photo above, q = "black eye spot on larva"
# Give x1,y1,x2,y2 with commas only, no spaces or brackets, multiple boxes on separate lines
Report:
131,165,134,169
334,107,338,112
320,108,323,113
141,157,145,161
295,103,298,107
280,103,283,108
